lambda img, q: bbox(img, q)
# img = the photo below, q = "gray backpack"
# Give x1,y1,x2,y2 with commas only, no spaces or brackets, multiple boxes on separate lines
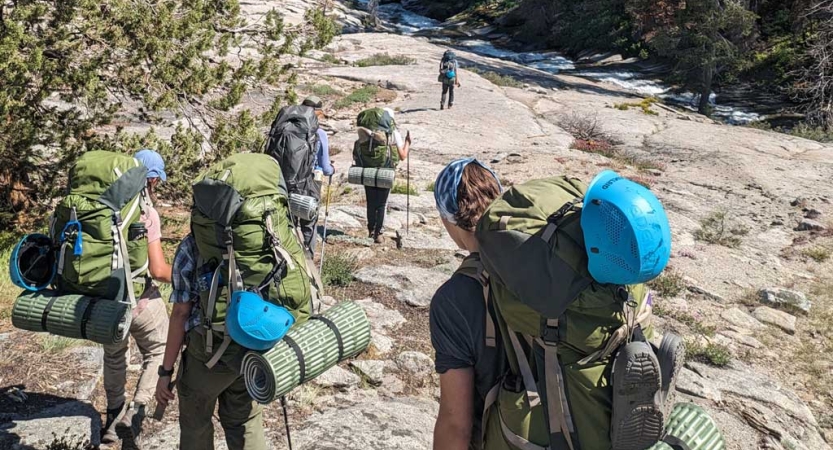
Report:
265,105,320,200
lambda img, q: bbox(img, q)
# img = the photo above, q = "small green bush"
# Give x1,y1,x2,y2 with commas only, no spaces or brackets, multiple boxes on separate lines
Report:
426,181,435,192
355,53,416,67
803,247,831,263
304,84,340,97
470,68,523,87
694,211,748,248
334,85,379,109
686,341,732,367
39,335,81,353
789,123,833,143
649,270,686,298
322,254,358,287
391,183,418,196
320,53,341,65
613,97,660,115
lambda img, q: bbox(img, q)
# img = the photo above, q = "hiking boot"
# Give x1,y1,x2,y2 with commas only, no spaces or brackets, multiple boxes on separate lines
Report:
100,403,127,445
115,403,146,450
440,103,445,110
610,341,664,450
657,332,685,405
373,233,385,244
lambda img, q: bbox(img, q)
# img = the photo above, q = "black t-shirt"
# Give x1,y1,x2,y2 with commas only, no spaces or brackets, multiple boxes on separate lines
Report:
430,273,503,448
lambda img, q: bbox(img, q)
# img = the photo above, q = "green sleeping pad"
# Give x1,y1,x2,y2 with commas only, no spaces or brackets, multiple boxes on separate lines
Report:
12,290,132,345
242,300,371,404
650,403,726,450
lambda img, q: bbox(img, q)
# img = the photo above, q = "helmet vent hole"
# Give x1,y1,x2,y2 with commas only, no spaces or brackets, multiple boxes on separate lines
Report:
591,247,600,254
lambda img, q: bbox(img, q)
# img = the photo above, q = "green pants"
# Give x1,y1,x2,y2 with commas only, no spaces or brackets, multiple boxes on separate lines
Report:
178,331,265,450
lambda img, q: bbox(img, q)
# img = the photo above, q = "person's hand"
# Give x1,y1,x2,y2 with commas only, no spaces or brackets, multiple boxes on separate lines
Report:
155,375,175,407
330,161,336,173
457,82,461,88
405,131,412,145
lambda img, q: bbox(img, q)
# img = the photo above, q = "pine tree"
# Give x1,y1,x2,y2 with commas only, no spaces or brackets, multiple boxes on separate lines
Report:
0,0,337,226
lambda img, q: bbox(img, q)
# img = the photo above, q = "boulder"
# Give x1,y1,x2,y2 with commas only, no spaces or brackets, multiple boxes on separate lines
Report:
370,332,395,355
0,401,101,449
294,396,438,450
395,351,434,377
758,288,811,314
795,219,826,232
351,360,387,385
681,361,827,449
354,265,447,307
313,366,361,389
356,298,406,332
752,306,797,334
721,307,765,331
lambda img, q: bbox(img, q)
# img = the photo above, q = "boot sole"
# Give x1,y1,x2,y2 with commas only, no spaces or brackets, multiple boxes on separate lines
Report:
115,422,141,450
611,341,664,450
658,332,685,406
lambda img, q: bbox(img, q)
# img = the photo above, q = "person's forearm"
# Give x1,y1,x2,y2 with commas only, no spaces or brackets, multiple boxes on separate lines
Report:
433,418,471,450
161,309,188,370
399,142,410,160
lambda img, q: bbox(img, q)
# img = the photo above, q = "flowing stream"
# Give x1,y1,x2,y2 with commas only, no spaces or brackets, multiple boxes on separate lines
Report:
368,2,763,125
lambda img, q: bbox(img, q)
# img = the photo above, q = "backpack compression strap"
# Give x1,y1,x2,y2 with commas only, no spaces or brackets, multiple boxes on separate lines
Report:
576,290,653,365
536,324,577,450
204,226,245,369
455,255,496,348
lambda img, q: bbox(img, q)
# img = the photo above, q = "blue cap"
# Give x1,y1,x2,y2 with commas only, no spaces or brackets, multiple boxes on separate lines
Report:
135,149,167,182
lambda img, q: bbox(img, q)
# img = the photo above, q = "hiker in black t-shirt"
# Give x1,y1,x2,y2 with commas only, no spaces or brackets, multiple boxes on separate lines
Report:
429,158,502,449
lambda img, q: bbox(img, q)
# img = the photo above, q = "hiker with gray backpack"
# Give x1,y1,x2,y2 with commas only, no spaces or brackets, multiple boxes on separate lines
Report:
439,50,461,110
429,161,724,450
265,100,326,257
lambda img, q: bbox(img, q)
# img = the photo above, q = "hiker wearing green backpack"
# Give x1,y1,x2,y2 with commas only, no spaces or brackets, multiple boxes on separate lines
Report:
430,161,686,450
100,149,173,449
352,107,411,243
155,153,317,450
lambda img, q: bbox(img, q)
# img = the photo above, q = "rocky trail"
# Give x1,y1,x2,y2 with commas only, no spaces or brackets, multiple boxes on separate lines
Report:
2,1,833,449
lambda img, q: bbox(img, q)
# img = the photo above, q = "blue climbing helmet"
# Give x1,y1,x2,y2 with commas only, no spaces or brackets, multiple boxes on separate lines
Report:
10,234,57,291
581,170,671,285
226,291,295,351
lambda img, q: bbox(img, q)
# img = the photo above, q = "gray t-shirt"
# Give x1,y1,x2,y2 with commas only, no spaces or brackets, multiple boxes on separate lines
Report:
430,272,503,448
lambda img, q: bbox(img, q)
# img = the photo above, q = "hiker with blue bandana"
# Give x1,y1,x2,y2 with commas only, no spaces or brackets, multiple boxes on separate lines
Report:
430,160,700,450
101,149,172,450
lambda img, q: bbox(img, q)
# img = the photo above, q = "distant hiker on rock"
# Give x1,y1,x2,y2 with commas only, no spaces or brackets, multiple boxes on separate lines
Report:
101,149,173,450
352,107,411,244
155,153,316,450
439,50,460,110
430,164,687,450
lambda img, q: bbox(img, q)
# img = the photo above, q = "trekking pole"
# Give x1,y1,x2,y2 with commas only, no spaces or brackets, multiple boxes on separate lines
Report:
406,146,410,234
318,175,333,275
281,396,293,450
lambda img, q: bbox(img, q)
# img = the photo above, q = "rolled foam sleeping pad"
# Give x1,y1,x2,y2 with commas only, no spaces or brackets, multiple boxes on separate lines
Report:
242,300,371,404
289,193,319,221
11,290,132,345
649,403,725,450
347,166,396,189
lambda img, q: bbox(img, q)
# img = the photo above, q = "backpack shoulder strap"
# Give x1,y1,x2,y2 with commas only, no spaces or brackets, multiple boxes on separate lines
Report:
455,254,496,348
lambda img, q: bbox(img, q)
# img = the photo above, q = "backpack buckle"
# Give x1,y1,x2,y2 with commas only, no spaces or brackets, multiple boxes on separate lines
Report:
540,318,560,344
503,374,523,393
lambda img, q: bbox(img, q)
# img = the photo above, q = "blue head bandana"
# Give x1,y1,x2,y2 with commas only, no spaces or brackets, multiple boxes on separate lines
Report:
433,157,501,224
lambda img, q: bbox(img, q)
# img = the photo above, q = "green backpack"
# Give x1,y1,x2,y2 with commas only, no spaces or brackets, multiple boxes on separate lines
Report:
190,153,320,368
50,150,150,305
353,108,400,169
475,176,653,450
